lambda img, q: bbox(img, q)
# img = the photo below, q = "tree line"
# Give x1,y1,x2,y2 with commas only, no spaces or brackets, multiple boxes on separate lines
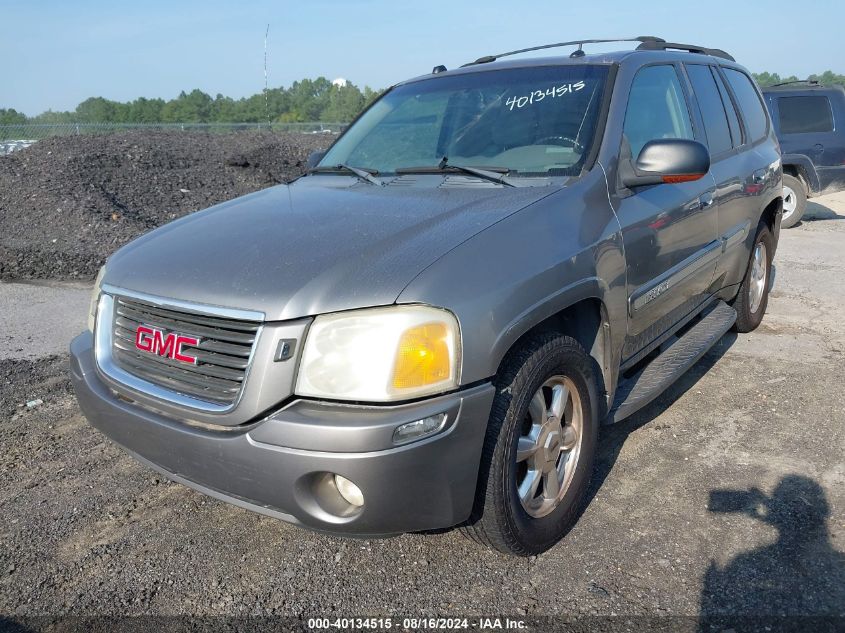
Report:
752,70,845,87
0,77,381,125
2,70,844,127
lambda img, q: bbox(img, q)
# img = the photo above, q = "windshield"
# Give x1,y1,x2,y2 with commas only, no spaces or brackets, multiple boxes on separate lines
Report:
320,65,610,177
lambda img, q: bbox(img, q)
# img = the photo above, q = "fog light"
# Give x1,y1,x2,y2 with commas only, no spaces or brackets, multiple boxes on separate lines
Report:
333,474,364,507
392,413,447,445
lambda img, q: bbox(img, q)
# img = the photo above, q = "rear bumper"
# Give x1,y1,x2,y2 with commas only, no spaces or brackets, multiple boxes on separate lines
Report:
70,332,495,536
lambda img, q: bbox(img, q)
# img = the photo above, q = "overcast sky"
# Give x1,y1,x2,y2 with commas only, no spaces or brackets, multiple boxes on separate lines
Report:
2,0,844,116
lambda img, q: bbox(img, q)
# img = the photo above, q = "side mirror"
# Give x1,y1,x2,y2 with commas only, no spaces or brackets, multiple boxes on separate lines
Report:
620,139,710,188
306,150,326,170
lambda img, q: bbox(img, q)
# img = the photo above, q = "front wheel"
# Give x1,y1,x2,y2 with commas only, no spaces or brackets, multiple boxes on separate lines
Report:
781,174,807,228
732,222,773,333
461,334,598,556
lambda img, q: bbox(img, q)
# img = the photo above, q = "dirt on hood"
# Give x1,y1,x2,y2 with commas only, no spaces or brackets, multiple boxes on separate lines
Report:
0,130,333,282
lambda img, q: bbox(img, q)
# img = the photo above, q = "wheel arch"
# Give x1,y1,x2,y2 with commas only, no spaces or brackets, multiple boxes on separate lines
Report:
490,286,614,419
759,195,784,249
781,155,819,195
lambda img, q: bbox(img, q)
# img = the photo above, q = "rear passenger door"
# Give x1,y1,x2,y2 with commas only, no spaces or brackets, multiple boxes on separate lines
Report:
683,63,762,291
711,67,779,289
613,64,720,361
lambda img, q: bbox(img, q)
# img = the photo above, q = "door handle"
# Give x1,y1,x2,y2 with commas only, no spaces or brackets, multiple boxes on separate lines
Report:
699,193,715,210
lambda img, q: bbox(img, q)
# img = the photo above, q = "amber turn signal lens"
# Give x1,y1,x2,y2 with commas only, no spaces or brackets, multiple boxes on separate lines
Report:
392,322,452,390
661,173,704,183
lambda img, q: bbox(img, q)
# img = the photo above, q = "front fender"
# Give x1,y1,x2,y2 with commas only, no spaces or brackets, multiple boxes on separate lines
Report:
489,276,611,373
397,173,626,386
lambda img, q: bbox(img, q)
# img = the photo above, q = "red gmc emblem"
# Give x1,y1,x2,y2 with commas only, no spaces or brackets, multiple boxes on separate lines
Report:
135,325,200,365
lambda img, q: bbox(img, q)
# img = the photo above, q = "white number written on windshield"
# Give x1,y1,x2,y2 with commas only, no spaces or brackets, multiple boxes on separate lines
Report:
505,81,586,111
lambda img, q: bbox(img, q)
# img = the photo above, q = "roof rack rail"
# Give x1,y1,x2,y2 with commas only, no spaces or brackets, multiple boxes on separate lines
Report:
635,40,734,61
769,79,821,88
461,36,666,67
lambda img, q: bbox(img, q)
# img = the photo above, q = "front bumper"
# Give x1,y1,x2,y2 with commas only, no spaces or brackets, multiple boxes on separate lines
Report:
70,332,495,536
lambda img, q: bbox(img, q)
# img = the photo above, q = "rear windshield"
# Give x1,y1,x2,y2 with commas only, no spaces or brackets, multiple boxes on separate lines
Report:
320,65,610,176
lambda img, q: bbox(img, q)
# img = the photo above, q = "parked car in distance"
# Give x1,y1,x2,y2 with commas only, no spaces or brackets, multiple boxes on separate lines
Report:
70,36,783,556
762,81,845,227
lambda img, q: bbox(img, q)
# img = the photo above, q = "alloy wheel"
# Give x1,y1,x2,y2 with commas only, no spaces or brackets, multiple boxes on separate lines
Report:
748,241,768,313
782,185,797,222
515,375,583,518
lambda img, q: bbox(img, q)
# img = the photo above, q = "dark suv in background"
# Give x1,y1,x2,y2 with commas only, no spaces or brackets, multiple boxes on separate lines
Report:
71,37,782,556
763,81,845,227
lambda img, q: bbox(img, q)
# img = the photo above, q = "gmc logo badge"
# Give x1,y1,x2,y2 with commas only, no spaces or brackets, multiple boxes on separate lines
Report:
135,325,200,365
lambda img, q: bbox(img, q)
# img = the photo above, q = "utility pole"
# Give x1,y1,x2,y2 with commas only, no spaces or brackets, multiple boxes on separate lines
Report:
263,24,271,126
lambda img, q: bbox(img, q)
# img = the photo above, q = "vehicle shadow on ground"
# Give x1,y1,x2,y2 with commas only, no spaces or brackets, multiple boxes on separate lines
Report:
586,332,736,510
801,200,845,222
697,474,845,630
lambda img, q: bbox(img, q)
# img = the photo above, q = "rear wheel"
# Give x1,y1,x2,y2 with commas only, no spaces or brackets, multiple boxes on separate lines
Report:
781,174,807,228
461,334,598,556
732,222,773,333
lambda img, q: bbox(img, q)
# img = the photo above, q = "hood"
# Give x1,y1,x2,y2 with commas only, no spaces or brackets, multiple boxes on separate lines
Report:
105,176,557,321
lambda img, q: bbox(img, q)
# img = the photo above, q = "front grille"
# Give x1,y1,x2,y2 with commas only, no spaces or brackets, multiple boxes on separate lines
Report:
110,296,261,406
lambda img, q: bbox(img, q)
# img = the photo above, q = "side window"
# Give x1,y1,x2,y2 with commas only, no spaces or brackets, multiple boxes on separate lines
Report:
723,68,768,142
685,64,732,156
624,65,694,158
778,96,834,134
714,70,743,146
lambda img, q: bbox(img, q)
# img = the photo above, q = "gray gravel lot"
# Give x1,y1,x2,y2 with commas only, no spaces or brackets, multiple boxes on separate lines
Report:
0,194,843,624
0,281,90,359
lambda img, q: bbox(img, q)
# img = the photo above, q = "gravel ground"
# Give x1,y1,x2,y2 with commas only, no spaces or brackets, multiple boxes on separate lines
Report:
0,281,90,360
0,195,843,628
0,131,332,282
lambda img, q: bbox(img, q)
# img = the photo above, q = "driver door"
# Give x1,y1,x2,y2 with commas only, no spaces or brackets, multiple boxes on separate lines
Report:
612,64,720,362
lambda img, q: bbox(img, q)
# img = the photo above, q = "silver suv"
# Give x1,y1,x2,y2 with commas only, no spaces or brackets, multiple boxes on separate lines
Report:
71,37,782,555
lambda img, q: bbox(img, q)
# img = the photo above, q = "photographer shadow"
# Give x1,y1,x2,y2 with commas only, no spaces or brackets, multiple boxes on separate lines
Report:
700,475,845,624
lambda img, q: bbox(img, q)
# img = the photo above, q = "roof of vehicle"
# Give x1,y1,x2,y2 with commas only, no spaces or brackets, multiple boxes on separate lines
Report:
762,82,845,94
397,37,744,87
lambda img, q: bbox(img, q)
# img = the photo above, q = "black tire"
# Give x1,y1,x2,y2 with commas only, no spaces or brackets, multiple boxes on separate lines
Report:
781,174,807,229
460,333,598,556
732,222,773,333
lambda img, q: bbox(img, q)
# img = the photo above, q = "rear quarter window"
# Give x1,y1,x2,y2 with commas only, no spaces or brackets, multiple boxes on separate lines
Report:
723,69,768,142
777,96,834,134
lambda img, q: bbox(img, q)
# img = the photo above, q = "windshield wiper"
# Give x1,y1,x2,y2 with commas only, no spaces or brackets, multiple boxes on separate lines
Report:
309,163,382,186
396,157,519,187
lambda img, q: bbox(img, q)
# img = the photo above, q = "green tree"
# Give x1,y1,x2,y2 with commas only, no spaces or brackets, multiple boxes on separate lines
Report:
809,70,845,87
160,89,213,122
74,97,122,123
128,97,165,123
321,83,366,122
0,108,27,125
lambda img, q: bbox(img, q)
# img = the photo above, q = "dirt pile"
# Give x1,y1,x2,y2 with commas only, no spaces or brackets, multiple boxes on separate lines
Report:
0,131,333,281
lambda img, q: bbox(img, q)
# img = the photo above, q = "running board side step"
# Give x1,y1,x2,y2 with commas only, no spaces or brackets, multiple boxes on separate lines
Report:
608,301,736,424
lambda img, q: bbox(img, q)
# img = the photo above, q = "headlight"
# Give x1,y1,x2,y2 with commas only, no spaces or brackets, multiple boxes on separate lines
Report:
87,265,107,332
295,305,461,402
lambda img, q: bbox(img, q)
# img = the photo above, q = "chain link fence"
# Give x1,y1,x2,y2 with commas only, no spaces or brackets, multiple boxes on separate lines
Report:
0,122,344,154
